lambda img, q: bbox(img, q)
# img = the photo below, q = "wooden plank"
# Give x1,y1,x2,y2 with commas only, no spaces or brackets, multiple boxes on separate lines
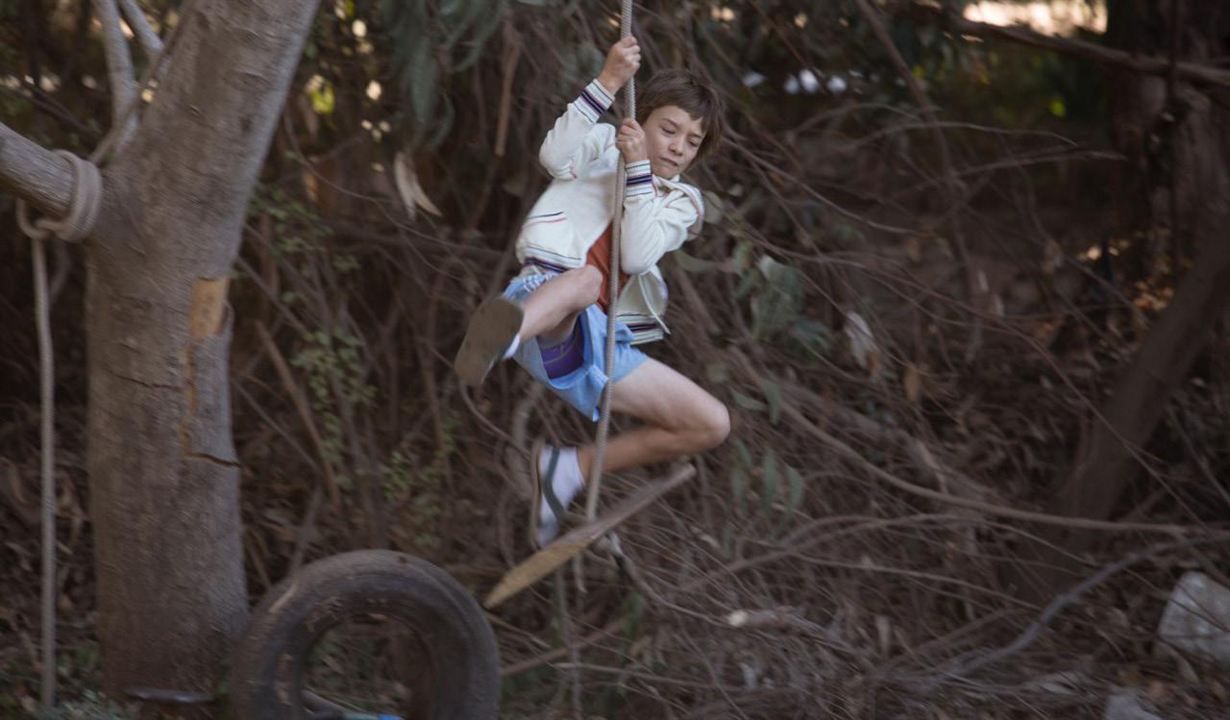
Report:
484,464,695,608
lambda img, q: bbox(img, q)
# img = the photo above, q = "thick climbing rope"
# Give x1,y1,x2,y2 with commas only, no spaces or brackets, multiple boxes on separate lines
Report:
585,0,636,523
18,150,101,709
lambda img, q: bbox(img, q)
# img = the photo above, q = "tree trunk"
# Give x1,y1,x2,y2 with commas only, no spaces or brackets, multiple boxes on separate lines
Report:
1022,1,1230,591
3,0,323,699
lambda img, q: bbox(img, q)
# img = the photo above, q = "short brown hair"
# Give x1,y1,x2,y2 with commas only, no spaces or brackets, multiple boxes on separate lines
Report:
637,69,725,163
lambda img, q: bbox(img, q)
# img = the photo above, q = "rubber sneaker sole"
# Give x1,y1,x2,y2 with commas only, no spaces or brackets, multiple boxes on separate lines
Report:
453,296,524,386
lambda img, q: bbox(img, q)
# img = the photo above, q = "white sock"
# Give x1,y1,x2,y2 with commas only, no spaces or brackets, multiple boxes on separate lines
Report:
540,445,584,509
536,446,584,545
502,334,521,360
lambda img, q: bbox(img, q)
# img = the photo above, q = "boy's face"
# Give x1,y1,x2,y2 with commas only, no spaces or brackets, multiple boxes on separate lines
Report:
642,105,706,178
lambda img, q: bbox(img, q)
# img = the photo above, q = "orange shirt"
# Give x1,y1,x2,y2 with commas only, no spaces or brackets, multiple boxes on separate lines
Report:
585,223,630,313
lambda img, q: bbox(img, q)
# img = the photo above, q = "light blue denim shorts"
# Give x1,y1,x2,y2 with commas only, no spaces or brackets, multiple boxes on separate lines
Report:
502,270,648,421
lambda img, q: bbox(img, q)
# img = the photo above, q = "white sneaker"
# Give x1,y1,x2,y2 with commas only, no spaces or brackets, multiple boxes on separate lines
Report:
528,440,583,548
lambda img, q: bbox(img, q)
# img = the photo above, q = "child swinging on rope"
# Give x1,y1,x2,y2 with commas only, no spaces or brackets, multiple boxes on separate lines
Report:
454,37,729,547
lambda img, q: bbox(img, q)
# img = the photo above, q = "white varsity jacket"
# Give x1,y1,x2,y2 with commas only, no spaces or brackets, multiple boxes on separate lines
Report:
515,78,706,345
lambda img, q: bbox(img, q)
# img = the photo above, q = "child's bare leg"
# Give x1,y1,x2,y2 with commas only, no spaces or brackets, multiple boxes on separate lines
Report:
575,358,730,481
519,266,602,343
529,357,727,546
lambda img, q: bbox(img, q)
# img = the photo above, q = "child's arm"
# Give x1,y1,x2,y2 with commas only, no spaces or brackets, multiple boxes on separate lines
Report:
618,169,704,275
613,118,704,274
537,80,616,180
539,38,640,179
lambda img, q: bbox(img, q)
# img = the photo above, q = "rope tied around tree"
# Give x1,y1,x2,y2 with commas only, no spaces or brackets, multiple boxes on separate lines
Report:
16,149,103,243
15,146,104,708
16,147,104,708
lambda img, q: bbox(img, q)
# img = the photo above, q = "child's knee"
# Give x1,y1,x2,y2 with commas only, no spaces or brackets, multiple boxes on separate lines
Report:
573,265,603,306
706,402,732,448
689,399,730,452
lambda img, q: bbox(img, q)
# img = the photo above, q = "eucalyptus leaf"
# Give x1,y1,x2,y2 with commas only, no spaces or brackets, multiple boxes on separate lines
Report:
759,378,783,425
731,239,754,272
731,391,766,413
790,318,833,356
734,270,760,301
408,40,438,128
457,0,506,71
750,257,805,340
734,439,753,469
786,464,805,513
674,250,718,274
622,591,645,638
702,190,725,224
761,450,778,514
427,93,455,147
730,467,747,514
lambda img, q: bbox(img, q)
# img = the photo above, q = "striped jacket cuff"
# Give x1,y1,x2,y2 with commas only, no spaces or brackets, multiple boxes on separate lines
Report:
624,160,654,198
574,79,615,123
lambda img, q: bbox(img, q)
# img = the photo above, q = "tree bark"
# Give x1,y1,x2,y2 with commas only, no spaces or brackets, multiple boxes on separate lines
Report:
79,0,321,697
0,122,76,218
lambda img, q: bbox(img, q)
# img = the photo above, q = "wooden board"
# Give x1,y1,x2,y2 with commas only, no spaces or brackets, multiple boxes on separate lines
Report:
484,464,695,608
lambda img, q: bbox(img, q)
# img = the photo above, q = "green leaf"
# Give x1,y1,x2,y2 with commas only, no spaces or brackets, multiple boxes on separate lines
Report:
427,92,455,147
790,318,833,355
731,239,754,272
730,467,747,514
456,0,506,70
830,222,864,247
761,450,778,514
731,391,766,413
408,40,438,127
674,250,718,274
622,591,645,639
786,464,805,513
759,378,783,425
702,190,724,225
750,256,805,340
309,80,336,115
734,270,760,301
734,439,753,469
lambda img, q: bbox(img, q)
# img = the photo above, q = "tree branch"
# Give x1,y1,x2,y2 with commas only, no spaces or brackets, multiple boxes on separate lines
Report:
92,0,137,130
781,402,1223,536
117,0,163,58
907,2,1230,88
933,537,1225,686
0,121,75,218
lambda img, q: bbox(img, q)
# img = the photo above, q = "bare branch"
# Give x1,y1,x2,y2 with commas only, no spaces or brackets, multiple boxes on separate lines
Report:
935,538,1226,685
0,121,75,219
92,0,137,131
781,402,1223,536
117,0,164,58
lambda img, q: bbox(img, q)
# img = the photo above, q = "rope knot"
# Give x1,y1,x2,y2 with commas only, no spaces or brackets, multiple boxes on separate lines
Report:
17,149,102,243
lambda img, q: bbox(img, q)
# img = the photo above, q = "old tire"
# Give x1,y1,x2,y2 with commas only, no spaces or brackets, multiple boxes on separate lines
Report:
230,549,500,719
